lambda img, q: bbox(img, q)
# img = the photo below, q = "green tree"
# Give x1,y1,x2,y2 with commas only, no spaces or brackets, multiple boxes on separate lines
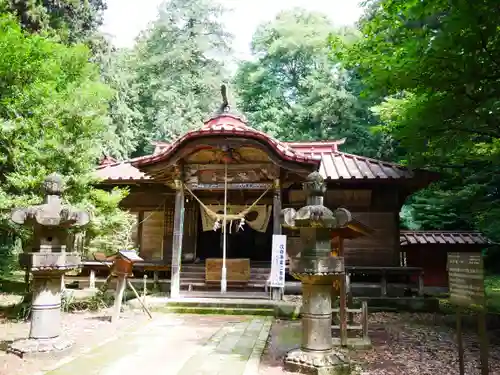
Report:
234,9,381,156
0,0,106,45
128,0,233,155
98,46,144,159
340,0,500,241
0,16,134,272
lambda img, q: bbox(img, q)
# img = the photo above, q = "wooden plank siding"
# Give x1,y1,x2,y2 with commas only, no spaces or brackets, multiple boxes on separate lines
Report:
140,210,165,260
118,185,402,267
343,212,398,266
182,203,198,260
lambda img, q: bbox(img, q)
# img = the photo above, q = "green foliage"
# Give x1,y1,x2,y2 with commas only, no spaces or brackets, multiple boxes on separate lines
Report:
98,47,144,159
0,0,106,45
0,16,134,268
83,188,137,255
61,290,113,312
234,9,382,157
340,0,500,241
127,0,233,155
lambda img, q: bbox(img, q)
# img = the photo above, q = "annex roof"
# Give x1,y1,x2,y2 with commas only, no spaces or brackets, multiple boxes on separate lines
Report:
400,231,493,246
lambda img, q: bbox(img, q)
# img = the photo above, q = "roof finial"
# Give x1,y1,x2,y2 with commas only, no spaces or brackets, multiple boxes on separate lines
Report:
220,84,229,113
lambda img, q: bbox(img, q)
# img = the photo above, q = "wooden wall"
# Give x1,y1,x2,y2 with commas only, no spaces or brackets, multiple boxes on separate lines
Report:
140,211,164,260
120,183,403,267
344,212,397,266
405,245,483,287
284,184,401,267
122,189,198,263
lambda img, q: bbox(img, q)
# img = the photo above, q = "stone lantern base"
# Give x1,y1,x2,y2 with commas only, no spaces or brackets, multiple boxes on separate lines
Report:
284,348,351,375
8,337,73,359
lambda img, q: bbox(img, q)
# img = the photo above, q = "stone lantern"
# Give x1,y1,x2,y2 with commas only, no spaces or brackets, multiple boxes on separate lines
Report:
282,171,362,375
9,173,90,357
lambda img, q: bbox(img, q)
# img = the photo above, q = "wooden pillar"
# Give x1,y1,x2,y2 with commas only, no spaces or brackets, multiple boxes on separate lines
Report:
380,270,388,297
338,237,348,346
418,270,424,297
112,275,126,323
272,179,282,300
361,300,369,341
89,269,96,289
346,272,354,324
170,180,185,299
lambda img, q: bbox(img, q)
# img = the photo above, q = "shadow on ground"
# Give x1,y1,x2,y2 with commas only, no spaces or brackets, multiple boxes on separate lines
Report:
0,278,26,295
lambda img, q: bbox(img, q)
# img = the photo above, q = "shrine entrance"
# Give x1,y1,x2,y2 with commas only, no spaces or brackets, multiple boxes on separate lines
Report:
196,209,273,262
132,98,320,297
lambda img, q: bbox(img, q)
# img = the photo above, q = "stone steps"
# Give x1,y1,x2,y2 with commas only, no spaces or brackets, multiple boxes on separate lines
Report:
160,306,275,316
179,263,271,292
127,295,300,318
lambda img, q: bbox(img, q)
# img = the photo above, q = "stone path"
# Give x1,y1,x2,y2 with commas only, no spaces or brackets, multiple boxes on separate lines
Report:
44,314,272,375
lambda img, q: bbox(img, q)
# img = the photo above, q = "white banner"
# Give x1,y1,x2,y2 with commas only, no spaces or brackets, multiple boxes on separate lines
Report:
270,234,286,288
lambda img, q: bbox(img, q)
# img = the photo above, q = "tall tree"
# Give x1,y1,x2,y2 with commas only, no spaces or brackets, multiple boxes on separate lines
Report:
0,0,106,45
98,46,144,159
340,0,500,240
129,0,233,155
0,16,134,271
234,9,381,156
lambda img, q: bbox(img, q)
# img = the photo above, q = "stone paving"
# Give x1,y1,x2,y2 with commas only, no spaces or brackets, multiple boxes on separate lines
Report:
44,314,272,375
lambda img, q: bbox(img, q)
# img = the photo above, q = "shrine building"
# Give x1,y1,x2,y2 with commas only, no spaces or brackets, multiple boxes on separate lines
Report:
91,106,492,297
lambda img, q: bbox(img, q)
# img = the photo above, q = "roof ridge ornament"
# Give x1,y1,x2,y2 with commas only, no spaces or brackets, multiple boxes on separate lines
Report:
220,84,230,113
204,83,247,123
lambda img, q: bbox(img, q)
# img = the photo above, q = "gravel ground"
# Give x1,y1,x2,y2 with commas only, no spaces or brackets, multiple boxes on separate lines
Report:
259,312,500,375
0,308,150,375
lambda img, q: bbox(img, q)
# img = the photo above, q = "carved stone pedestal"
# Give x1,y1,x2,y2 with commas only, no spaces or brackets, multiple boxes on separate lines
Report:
29,271,66,339
284,272,350,375
8,337,73,359
285,349,350,375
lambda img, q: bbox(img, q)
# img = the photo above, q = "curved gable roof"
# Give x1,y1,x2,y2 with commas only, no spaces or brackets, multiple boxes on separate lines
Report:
132,114,320,168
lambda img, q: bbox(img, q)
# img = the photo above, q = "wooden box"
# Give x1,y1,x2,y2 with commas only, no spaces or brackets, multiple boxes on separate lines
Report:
205,258,250,283
112,258,133,277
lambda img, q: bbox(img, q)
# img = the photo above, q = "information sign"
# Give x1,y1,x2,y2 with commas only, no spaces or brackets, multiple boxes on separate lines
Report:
270,235,287,288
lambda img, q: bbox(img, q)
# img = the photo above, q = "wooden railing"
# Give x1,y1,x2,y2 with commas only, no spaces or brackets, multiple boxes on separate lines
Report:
346,266,424,297
332,300,369,345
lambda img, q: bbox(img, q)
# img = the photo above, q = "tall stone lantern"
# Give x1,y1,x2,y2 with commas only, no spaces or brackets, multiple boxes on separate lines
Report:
282,172,364,375
9,173,90,357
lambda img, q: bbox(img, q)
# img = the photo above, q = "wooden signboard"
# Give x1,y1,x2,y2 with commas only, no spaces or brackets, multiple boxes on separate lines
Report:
447,252,485,307
205,258,250,283
189,182,273,190
447,252,488,375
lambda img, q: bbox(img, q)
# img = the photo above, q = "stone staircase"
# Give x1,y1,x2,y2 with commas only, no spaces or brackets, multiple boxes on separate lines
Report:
179,261,271,292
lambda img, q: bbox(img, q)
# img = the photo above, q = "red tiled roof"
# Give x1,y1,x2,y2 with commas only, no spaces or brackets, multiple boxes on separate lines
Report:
319,152,414,180
400,231,493,246
94,114,423,182
95,160,150,182
99,155,118,166
134,114,321,167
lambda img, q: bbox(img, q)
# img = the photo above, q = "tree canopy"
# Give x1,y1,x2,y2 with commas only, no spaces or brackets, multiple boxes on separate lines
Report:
338,0,500,241
126,0,233,155
0,0,498,273
234,9,382,157
0,15,134,271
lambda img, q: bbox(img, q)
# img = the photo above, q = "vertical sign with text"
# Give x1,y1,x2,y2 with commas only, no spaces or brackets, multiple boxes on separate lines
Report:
270,234,287,288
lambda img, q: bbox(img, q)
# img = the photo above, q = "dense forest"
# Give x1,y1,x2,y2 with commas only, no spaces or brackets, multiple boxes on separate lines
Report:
0,0,498,271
